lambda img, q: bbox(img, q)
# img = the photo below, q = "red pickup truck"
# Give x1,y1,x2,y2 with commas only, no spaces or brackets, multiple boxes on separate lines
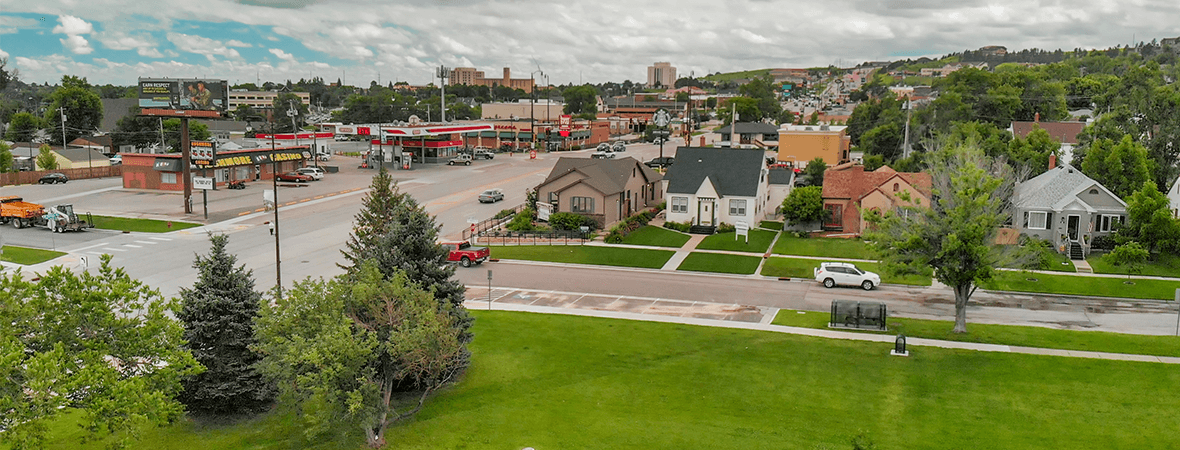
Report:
440,240,489,267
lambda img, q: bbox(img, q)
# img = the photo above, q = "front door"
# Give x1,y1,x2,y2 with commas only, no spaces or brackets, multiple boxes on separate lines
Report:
1067,215,1080,241
698,198,714,226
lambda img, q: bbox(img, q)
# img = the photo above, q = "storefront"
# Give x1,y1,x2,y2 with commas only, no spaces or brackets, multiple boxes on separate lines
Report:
373,123,495,165
122,146,308,191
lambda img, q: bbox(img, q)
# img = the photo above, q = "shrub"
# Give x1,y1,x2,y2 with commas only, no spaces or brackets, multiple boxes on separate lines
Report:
792,230,810,238
716,222,736,233
494,208,516,220
506,208,537,231
663,220,691,233
656,201,666,212
1020,238,1055,270
1091,235,1116,251
549,212,596,231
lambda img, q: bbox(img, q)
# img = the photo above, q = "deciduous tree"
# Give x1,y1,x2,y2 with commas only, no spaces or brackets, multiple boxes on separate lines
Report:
42,76,103,146
780,186,825,225
35,144,58,170
0,256,201,450
255,264,467,448
4,112,42,143
1080,135,1153,199
177,234,272,415
1121,180,1180,254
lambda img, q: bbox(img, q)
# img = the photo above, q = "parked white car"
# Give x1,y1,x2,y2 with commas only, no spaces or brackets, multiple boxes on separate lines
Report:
814,262,880,290
296,167,325,180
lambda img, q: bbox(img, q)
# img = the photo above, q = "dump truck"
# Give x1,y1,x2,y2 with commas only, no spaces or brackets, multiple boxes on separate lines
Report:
0,196,93,232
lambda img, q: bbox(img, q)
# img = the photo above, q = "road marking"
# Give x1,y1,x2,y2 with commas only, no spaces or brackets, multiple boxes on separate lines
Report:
88,251,110,256
150,237,172,241
72,242,111,252
298,198,311,203
284,201,296,206
101,247,127,252
134,240,157,245
313,195,325,199
123,244,142,248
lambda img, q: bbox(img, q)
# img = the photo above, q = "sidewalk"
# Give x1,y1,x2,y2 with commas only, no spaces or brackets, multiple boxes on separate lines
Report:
463,286,1180,365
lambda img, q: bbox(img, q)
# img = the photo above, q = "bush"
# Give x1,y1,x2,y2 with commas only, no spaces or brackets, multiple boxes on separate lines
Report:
656,201,666,212
506,208,537,231
1091,235,1116,251
792,230,810,238
663,220,691,232
549,212,596,231
716,222,736,233
1021,238,1055,270
494,208,516,220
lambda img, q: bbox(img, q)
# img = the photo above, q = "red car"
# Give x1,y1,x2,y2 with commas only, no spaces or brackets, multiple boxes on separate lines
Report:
440,240,489,267
275,171,313,182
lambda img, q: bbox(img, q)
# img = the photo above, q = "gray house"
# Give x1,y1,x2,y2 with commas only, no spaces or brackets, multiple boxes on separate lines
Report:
1012,164,1126,259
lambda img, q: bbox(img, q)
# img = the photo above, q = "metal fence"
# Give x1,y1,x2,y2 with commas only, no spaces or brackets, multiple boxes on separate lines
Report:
479,229,592,246
829,300,887,331
462,203,526,241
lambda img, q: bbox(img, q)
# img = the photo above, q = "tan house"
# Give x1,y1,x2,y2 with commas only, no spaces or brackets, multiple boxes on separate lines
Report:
50,147,112,170
777,124,850,169
536,157,663,227
821,164,932,234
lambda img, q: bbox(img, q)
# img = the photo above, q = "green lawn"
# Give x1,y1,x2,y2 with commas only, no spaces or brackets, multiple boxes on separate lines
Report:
772,309,1180,357
760,256,932,286
1088,252,1180,278
758,220,783,230
91,215,202,233
694,229,777,253
772,233,875,259
32,311,1180,450
981,270,1179,301
0,245,67,265
619,225,691,248
676,252,762,275
489,245,673,269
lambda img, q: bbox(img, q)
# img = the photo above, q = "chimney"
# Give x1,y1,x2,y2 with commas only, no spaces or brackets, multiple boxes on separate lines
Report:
1048,153,1056,170
1034,112,1040,123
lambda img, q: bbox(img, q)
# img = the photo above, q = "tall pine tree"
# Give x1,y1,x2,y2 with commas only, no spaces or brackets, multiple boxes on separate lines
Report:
177,233,272,414
340,167,473,341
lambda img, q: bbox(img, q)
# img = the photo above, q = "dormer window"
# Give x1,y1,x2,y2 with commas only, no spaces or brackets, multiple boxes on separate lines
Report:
893,183,899,192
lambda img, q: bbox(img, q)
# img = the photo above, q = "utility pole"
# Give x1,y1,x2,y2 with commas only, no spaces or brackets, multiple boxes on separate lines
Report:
58,107,68,154
437,65,449,123
269,125,283,299
902,98,912,159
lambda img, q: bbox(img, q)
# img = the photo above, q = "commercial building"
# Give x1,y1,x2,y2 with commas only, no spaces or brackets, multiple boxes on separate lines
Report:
121,146,308,191
647,62,677,88
776,125,850,168
227,90,311,110
481,100,564,121
448,67,536,93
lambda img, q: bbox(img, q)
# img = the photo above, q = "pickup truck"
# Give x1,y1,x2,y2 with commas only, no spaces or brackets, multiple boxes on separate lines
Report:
448,154,473,166
440,240,489,267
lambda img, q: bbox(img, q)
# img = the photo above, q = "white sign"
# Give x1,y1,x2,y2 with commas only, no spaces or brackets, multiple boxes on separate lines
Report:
537,202,552,221
193,177,214,190
735,221,750,243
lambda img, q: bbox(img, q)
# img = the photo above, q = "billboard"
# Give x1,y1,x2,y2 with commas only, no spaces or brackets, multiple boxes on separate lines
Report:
138,78,229,113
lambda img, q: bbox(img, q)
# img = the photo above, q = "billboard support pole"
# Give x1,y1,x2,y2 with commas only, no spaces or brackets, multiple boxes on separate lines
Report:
181,117,192,214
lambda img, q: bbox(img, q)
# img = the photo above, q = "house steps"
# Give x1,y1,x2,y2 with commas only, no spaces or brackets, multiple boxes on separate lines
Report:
689,225,716,235
1069,241,1084,260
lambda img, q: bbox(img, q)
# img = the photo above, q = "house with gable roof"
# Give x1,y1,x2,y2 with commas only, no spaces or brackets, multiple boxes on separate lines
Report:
1169,177,1180,219
820,164,932,235
1012,162,1126,259
535,156,663,228
663,147,770,233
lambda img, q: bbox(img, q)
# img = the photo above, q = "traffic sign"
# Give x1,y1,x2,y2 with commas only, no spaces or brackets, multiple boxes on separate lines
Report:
193,177,214,190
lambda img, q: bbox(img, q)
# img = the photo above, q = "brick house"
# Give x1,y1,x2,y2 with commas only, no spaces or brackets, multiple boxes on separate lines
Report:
820,164,932,234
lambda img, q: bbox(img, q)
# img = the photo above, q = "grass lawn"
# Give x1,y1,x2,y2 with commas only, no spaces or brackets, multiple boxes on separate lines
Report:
758,220,783,230
772,233,875,259
489,245,673,269
1003,250,1076,273
981,270,1179,301
675,252,762,275
1088,252,1180,278
694,229,777,253
91,215,202,233
0,245,67,265
772,309,1180,357
760,256,933,286
619,225,691,248
33,311,1180,450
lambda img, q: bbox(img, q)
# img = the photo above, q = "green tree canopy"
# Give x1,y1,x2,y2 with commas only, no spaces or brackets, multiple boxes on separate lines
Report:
0,142,13,173
35,144,58,170
42,76,104,145
1121,180,1180,254
803,157,827,186
161,118,212,152
780,185,825,225
1080,135,1153,199
0,257,201,450
177,234,272,415
4,112,43,143
562,85,598,116
1005,125,1059,177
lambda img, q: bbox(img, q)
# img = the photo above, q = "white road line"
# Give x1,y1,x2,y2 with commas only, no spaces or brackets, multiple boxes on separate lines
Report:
88,252,110,256
149,237,172,241
134,240,158,245
72,242,111,252
123,244,142,248
101,247,127,252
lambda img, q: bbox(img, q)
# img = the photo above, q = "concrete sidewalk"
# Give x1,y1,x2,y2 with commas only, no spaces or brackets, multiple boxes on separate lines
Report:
463,286,1180,365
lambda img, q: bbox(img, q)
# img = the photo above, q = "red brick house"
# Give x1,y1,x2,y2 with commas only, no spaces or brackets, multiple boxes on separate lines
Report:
820,164,932,234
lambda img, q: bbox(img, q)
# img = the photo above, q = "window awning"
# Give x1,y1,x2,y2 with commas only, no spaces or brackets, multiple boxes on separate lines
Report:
480,131,496,137
517,132,533,139
498,131,515,138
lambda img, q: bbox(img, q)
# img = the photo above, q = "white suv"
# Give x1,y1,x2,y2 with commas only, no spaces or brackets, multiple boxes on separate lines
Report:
814,262,880,290
296,167,324,180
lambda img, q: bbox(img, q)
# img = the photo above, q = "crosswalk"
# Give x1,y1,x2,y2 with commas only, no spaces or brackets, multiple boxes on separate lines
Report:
82,236,173,257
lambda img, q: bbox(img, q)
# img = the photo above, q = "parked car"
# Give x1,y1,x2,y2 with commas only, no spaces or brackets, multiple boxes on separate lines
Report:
38,173,69,184
645,156,675,168
109,154,122,165
296,167,325,180
612,142,626,152
315,152,332,161
473,149,495,160
591,150,616,159
596,143,611,152
275,171,313,182
448,154,474,166
440,240,490,267
814,262,880,290
478,188,504,203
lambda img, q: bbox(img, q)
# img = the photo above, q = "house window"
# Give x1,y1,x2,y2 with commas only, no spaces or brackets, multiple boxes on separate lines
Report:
1028,211,1048,230
893,183,899,192
549,192,559,204
571,196,594,214
671,196,688,213
1098,215,1124,232
729,199,747,216
161,172,177,184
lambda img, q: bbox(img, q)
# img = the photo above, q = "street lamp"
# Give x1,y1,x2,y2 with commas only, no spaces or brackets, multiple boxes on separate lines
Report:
531,69,543,149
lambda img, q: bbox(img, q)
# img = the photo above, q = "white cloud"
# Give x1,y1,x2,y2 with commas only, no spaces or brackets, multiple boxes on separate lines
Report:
734,29,772,45
97,32,154,51
226,39,253,47
167,32,243,60
0,16,42,34
269,48,296,62
60,35,94,54
52,15,93,36
138,47,165,58
0,48,8,59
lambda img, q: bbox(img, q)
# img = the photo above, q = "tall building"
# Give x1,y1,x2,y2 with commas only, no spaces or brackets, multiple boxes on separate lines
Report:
647,62,677,88
448,67,536,93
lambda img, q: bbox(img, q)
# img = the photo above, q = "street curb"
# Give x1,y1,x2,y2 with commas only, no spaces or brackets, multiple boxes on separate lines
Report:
978,289,1176,305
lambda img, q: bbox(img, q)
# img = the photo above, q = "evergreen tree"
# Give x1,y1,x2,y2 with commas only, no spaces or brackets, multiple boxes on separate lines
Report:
341,167,473,341
177,233,272,414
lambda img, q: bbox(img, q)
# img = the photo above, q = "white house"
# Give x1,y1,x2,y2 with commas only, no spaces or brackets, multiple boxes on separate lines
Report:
663,147,770,232
1168,177,1180,219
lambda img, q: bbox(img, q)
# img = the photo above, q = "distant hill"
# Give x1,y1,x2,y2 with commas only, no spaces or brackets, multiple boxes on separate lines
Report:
702,69,771,83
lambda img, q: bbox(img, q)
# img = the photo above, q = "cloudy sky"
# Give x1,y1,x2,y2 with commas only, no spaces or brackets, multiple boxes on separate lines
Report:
2,0,1179,87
